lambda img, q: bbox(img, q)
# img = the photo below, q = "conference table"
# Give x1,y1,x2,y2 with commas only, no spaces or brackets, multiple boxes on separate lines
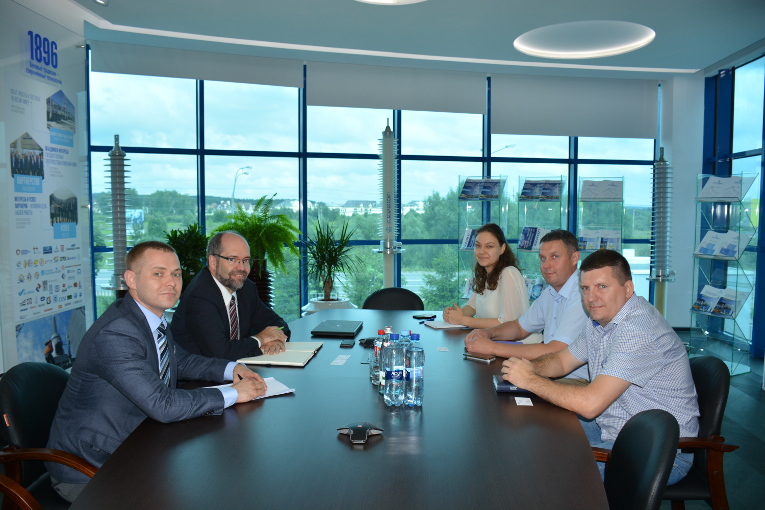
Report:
71,309,608,510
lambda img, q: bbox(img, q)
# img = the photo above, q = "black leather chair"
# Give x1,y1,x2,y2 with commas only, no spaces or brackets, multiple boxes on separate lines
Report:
362,288,425,311
663,356,739,510
0,362,96,509
592,409,680,510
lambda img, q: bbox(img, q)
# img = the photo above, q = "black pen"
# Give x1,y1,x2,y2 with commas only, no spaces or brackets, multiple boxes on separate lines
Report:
238,374,243,381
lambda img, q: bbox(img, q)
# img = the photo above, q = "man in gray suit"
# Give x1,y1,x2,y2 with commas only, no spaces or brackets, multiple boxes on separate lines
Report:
47,241,268,502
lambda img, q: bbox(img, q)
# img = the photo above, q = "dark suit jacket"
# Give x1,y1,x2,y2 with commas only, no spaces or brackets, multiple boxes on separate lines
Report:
46,294,229,484
171,267,290,361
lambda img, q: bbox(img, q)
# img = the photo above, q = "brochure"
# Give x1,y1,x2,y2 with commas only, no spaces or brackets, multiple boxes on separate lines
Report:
579,179,623,201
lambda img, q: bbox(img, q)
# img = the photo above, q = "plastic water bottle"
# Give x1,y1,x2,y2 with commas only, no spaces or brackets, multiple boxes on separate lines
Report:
371,329,384,385
405,333,424,407
378,328,392,393
383,334,405,406
399,329,411,351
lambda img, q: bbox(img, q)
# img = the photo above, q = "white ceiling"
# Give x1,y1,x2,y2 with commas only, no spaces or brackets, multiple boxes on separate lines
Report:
30,0,765,78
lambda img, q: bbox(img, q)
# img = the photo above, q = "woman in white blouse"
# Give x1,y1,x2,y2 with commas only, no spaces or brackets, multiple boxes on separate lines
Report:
443,223,530,330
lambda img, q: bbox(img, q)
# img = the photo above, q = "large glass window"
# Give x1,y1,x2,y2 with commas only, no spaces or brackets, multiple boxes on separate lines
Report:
578,137,654,160
90,70,659,318
490,134,569,159
89,73,196,148
307,106,391,153
204,81,299,152
400,110,483,156
733,57,765,153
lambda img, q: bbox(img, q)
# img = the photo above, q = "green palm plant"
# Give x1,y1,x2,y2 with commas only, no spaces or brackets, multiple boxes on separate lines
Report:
165,223,208,294
305,220,360,301
213,195,300,273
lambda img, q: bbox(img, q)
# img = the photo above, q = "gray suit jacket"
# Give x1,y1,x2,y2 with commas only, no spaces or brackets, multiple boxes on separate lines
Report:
47,294,229,484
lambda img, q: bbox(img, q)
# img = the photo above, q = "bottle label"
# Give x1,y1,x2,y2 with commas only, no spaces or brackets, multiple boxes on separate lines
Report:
385,369,404,381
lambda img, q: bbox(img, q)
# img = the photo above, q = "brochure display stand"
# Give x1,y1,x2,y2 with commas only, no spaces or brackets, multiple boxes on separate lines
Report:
516,177,565,280
457,176,508,303
689,173,759,376
576,177,623,253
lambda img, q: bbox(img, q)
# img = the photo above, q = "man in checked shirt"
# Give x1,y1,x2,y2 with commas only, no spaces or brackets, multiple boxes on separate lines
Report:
502,249,699,484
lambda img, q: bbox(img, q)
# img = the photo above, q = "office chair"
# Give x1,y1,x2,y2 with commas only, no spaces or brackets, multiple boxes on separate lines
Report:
362,288,425,311
0,362,97,509
662,356,739,510
592,409,680,510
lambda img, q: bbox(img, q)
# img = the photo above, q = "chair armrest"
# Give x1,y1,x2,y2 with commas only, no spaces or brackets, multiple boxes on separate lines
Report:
0,473,41,510
677,436,739,453
591,446,611,463
0,447,98,478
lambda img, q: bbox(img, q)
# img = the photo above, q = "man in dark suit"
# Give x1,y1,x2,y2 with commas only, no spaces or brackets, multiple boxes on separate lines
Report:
47,241,267,503
171,231,290,361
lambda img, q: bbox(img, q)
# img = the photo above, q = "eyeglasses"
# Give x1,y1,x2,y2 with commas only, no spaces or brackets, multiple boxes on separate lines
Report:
213,254,253,267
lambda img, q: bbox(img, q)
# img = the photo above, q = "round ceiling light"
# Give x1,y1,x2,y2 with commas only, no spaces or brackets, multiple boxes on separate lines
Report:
514,20,655,59
355,0,426,5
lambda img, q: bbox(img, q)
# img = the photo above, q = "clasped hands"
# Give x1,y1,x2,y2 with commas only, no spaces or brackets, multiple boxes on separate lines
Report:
443,303,466,325
463,328,495,356
257,326,288,355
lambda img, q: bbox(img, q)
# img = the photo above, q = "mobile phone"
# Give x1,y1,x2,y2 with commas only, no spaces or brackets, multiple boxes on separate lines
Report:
340,339,355,348
413,314,436,320
463,353,496,364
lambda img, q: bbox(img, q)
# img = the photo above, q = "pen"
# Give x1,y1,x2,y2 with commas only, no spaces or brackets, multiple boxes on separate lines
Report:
276,326,284,330
238,374,243,381
419,319,435,324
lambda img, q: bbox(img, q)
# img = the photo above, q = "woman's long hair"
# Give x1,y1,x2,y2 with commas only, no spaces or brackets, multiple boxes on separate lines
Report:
472,223,520,294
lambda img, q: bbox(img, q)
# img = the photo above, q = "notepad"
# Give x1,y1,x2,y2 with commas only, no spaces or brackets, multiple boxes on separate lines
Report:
237,342,323,367
423,320,469,330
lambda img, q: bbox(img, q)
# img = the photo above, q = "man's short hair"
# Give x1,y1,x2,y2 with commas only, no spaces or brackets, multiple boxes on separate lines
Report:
126,241,176,271
539,229,579,255
207,231,248,258
580,249,632,285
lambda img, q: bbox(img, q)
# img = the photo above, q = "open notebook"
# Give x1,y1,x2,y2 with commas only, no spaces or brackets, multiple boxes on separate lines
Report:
237,342,323,367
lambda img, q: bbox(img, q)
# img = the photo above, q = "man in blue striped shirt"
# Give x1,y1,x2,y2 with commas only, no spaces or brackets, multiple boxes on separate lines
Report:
502,249,699,484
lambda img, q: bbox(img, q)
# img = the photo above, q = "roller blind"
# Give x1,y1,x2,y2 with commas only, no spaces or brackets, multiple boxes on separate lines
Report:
306,61,486,114
89,40,304,88
491,74,658,139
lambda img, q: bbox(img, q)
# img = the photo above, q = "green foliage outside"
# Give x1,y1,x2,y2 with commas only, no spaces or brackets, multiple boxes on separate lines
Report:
419,245,459,310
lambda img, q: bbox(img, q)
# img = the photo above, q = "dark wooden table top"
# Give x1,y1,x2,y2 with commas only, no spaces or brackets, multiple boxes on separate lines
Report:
71,308,607,510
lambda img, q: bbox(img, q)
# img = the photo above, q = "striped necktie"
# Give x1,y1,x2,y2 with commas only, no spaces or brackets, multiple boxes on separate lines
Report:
229,294,239,341
157,321,170,386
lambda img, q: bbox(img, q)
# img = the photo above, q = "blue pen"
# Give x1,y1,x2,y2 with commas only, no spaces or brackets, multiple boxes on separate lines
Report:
419,318,435,324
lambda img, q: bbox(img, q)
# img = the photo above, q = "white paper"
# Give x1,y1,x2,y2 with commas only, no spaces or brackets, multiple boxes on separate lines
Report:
205,376,295,400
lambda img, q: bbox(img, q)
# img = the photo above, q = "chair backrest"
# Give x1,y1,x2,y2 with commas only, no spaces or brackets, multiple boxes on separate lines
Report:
603,409,680,510
362,288,425,311
0,362,70,485
688,355,730,470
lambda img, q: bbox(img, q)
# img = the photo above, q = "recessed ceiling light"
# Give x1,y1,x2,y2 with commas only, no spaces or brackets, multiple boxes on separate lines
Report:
514,20,655,59
94,0,109,5
355,0,426,5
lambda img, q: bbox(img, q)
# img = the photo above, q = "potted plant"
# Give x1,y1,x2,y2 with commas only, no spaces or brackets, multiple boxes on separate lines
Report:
305,220,360,305
165,223,208,294
214,194,301,308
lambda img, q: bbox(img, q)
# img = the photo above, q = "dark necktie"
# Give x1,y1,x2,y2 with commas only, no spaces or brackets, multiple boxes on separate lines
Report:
157,321,170,385
229,295,239,341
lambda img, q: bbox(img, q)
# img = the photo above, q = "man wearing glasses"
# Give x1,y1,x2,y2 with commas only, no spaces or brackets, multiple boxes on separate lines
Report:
172,231,290,361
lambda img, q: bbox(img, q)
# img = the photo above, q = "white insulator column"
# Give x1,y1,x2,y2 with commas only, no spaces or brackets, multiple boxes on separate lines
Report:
376,124,402,287
105,134,130,292
649,147,675,315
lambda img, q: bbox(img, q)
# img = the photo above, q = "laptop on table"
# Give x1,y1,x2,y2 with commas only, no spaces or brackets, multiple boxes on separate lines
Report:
310,320,363,338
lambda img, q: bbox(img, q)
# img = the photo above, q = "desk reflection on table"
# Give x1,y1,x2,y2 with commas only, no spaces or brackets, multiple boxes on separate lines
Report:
71,309,607,510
